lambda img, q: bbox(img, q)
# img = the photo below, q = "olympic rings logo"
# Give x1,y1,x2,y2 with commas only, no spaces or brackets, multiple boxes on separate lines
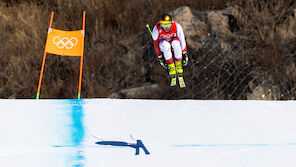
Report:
160,33,176,39
53,36,78,49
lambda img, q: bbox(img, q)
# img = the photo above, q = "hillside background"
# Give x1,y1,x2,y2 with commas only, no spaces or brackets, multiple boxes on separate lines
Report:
0,0,296,100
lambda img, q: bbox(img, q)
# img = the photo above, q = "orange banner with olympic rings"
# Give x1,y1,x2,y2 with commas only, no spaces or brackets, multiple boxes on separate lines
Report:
45,28,84,56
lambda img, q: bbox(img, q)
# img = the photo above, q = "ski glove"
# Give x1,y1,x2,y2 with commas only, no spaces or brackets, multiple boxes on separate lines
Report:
158,58,168,69
182,53,189,66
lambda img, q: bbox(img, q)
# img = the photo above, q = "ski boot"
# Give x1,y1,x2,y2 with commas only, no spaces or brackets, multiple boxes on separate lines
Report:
168,63,177,86
175,60,186,88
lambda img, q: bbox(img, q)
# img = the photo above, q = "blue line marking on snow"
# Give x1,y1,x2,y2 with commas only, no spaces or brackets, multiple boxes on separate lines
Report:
68,99,85,167
69,99,85,146
172,143,296,147
51,99,86,166
73,150,84,167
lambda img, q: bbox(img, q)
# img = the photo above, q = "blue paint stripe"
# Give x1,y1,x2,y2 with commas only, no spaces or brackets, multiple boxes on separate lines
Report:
69,99,85,146
51,100,86,166
69,99,85,167
173,143,296,147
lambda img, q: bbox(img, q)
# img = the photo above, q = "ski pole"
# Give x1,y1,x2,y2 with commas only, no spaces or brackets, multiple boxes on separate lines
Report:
146,24,153,37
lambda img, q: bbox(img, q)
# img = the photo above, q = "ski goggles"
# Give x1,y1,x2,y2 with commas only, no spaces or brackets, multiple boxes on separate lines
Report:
160,23,172,28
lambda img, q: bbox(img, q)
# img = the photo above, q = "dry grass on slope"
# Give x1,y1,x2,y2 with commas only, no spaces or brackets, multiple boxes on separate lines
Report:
3,0,296,99
0,0,235,98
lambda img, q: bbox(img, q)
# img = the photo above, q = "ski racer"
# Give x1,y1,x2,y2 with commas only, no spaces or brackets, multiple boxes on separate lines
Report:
152,13,189,87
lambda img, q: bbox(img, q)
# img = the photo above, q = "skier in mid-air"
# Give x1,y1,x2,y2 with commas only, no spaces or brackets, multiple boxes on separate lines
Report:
152,13,189,88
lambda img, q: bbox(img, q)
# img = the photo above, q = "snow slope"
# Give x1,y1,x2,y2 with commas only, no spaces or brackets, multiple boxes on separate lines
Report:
0,99,296,167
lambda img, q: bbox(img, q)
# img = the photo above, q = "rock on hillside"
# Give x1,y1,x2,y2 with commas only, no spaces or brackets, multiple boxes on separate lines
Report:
171,6,237,51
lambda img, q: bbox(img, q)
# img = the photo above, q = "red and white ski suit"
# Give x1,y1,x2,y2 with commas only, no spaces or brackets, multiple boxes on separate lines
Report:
152,21,187,64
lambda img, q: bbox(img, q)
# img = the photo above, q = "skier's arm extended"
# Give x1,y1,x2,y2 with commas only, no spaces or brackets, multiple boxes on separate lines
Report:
177,23,189,66
176,23,187,54
152,26,162,58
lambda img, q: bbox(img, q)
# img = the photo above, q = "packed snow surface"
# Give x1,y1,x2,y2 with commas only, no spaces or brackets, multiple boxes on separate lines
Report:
0,99,296,167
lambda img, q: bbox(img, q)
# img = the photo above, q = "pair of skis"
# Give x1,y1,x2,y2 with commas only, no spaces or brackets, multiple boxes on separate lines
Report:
170,74,186,88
